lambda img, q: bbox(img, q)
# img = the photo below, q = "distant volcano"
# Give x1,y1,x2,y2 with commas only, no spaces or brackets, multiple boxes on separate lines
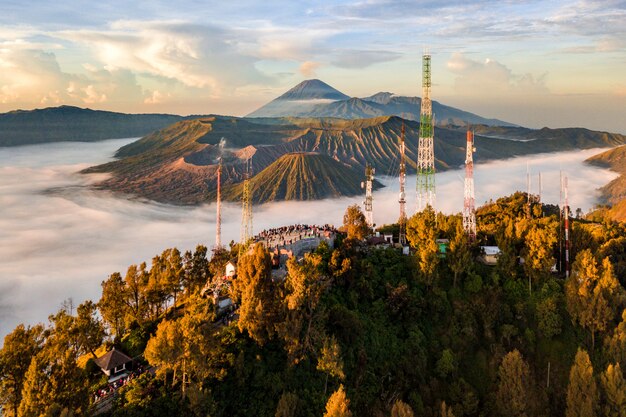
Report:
275,79,350,101
247,79,514,127
247,79,350,118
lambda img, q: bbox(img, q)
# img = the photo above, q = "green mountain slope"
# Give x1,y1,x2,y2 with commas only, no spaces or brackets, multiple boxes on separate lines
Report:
0,105,186,146
85,115,626,205
220,153,381,203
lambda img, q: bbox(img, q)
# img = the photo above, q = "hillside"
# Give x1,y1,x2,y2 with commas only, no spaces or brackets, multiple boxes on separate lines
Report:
586,145,626,220
219,153,381,203
0,105,187,146
85,115,626,205
247,79,514,127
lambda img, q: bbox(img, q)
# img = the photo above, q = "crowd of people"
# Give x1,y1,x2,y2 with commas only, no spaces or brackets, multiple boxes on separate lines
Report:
255,224,337,248
93,364,147,403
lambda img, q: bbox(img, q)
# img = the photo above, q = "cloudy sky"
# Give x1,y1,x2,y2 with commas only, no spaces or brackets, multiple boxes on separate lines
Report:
1,0,625,132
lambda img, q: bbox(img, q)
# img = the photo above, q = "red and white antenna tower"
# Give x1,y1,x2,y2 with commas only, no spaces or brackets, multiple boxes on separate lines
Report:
563,175,570,278
399,123,407,245
463,129,476,241
362,164,375,228
215,158,222,249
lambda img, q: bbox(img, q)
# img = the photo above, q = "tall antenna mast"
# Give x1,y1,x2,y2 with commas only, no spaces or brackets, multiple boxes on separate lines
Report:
215,158,222,249
240,158,253,250
538,172,543,204
416,50,435,212
564,175,570,278
399,122,407,245
363,164,374,228
526,162,531,218
463,129,477,242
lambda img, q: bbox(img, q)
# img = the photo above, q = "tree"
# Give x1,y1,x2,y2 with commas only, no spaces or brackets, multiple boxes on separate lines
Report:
323,384,352,417
0,325,44,417
566,251,621,349
448,221,473,288
317,336,345,395
275,392,298,417
144,295,222,397
605,309,626,366
600,363,626,417
98,272,127,337
536,296,562,338
566,348,597,417
341,205,369,240
406,206,439,287
232,244,277,345
123,263,148,328
74,300,105,357
439,401,455,417
279,253,330,362
391,399,414,417
522,218,557,294
495,350,533,417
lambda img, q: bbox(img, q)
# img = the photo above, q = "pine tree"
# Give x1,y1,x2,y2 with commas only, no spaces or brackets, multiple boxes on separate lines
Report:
566,251,620,349
605,309,626,366
275,392,298,417
495,349,533,417
341,205,369,240
439,401,455,417
600,363,626,417
0,325,44,417
406,206,439,287
566,348,597,417
232,244,277,345
98,272,127,337
323,385,352,417
391,399,415,417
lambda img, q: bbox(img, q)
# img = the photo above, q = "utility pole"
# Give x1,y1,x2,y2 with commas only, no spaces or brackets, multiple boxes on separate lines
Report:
399,122,407,245
362,164,374,228
416,50,435,212
463,129,477,242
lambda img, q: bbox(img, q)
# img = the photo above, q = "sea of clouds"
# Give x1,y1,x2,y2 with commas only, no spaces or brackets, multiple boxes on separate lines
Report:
0,139,619,339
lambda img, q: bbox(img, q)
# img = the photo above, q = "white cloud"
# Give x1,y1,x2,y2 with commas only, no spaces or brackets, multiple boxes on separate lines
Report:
299,61,320,78
447,52,548,96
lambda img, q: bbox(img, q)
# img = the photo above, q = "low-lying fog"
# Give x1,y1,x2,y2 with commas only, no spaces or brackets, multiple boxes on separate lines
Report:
0,139,619,339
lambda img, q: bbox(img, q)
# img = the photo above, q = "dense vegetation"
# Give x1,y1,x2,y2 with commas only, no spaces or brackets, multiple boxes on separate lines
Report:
2,192,626,417
85,114,626,205
0,106,186,146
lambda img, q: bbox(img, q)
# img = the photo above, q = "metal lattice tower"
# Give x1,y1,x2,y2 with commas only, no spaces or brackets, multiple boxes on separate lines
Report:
463,129,476,242
240,159,253,248
563,175,570,278
398,123,407,245
417,51,435,212
363,164,374,227
215,158,222,249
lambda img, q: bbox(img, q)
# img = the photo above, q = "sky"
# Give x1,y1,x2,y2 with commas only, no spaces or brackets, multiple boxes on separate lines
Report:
0,0,625,132
0,137,618,338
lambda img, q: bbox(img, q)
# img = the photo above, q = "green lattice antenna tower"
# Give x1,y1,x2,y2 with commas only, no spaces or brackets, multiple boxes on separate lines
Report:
416,51,435,212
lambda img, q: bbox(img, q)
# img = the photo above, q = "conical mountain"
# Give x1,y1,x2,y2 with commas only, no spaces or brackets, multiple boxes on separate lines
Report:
247,79,350,118
276,79,349,101
220,152,379,203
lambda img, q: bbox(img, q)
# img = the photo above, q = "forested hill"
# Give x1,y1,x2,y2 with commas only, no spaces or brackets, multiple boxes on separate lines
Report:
2,194,626,416
586,145,626,221
0,106,187,146
84,114,626,205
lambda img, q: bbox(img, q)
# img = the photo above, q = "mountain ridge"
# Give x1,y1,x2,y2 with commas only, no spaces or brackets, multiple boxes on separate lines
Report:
84,115,626,205
247,79,515,127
